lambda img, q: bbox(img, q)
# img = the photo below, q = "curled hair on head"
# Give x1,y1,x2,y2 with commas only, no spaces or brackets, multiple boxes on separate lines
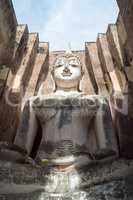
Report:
52,52,84,74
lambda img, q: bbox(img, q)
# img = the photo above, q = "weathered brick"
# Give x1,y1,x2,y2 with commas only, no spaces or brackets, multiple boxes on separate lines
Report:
97,33,122,93
0,0,17,65
85,42,108,96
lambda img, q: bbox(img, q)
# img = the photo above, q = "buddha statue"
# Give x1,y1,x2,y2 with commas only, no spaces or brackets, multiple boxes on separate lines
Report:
0,52,118,169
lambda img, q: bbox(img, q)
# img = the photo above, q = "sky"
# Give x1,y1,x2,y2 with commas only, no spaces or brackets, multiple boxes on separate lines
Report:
12,0,119,51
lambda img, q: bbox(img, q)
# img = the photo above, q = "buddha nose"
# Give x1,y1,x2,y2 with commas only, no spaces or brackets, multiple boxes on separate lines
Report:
63,65,70,73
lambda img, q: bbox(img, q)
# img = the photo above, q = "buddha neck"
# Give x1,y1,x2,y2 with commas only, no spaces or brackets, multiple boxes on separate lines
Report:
54,86,81,96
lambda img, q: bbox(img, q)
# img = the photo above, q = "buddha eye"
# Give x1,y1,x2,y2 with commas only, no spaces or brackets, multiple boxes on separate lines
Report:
55,64,63,68
71,64,78,68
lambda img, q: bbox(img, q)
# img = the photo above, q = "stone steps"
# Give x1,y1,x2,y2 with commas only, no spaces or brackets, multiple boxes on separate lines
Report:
11,33,39,98
116,14,132,80
83,16,128,96
23,42,49,104
85,42,108,96
72,51,95,95
13,25,28,61
0,0,17,65
117,0,133,58
0,0,18,97
6,24,29,89
107,24,124,68
0,24,29,142
87,25,126,95
97,33,122,93
107,24,126,90
0,30,39,142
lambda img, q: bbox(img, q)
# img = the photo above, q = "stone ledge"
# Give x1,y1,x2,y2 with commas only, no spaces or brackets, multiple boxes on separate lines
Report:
0,158,133,199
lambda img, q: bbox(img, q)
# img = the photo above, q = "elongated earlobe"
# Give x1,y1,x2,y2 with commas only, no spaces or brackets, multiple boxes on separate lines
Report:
81,71,84,80
51,69,56,92
51,69,54,77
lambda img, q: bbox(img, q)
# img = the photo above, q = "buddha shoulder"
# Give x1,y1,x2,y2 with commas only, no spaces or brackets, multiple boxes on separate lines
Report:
27,94,57,107
83,94,108,104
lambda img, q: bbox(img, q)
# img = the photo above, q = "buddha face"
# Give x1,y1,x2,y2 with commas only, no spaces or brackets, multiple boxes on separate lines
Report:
52,54,83,91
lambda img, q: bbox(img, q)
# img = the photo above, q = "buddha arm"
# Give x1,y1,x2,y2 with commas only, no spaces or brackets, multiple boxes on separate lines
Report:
94,97,118,156
14,100,38,155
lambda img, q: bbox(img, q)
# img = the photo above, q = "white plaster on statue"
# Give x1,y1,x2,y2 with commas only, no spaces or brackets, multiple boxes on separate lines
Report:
12,75,21,90
13,52,118,167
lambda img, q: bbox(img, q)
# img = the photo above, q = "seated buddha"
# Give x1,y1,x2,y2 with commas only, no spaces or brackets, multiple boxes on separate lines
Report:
0,52,118,170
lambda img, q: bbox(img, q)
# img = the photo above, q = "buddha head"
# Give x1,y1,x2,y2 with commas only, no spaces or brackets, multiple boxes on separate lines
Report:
52,53,84,92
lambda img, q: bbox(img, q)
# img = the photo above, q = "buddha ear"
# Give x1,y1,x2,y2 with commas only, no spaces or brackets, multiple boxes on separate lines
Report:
51,69,57,92
81,70,84,79
82,71,84,76
51,68,54,77
80,65,84,78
